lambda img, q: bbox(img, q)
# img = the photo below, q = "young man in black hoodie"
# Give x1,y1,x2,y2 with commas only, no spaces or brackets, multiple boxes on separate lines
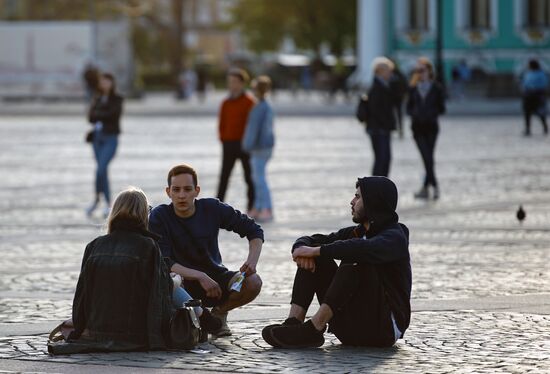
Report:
262,176,411,348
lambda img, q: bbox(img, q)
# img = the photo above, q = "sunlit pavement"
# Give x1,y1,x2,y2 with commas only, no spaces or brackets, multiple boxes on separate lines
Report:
0,111,549,372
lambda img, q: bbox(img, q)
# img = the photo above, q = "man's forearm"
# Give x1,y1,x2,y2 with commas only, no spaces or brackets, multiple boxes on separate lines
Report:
247,238,263,263
170,263,205,281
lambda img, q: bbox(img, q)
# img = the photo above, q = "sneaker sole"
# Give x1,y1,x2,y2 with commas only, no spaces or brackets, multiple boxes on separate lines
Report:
262,325,283,348
212,329,232,337
267,328,324,349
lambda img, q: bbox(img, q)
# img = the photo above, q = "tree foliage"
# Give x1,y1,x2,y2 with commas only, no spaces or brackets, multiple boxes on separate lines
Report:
229,0,356,56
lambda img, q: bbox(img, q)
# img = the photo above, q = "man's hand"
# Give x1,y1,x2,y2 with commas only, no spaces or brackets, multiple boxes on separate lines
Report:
198,273,222,299
294,256,316,272
292,246,321,259
240,259,257,276
170,272,182,288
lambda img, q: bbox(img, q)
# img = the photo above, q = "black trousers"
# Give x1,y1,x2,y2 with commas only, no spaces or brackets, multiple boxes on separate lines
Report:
414,131,438,188
216,141,254,210
290,257,395,347
367,128,391,177
523,94,548,134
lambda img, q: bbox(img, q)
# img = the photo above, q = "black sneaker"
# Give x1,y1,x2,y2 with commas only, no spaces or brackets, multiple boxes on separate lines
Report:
199,308,222,333
265,320,325,348
261,317,301,345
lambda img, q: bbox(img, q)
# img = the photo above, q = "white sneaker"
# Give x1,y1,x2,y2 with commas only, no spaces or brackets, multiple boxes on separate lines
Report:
103,206,111,218
85,202,98,217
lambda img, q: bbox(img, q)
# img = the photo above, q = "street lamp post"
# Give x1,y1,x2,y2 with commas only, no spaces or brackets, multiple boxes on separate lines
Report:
435,0,445,89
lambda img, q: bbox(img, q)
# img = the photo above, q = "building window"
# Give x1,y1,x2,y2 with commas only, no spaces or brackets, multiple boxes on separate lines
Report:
526,0,550,28
409,0,429,30
469,0,491,30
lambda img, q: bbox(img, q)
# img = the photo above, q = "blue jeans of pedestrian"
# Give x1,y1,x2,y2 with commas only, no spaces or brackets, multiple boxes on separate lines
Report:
367,128,391,177
250,149,273,210
414,132,438,187
172,285,201,315
92,132,118,203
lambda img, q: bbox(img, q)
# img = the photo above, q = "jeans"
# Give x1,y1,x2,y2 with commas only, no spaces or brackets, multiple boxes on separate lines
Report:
413,132,438,187
367,128,391,177
172,285,201,315
92,131,118,203
217,141,254,210
250,149,273,210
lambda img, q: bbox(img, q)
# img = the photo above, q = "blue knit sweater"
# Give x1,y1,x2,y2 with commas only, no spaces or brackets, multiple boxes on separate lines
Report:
149,198,264,275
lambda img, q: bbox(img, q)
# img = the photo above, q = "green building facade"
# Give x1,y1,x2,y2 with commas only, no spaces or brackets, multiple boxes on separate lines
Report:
358,0,550,94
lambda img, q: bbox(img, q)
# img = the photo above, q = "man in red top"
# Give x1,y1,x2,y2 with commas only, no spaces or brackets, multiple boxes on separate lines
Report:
217,68,256,211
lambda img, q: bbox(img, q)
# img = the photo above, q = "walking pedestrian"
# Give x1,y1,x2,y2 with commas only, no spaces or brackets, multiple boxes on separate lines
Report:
86,73,123,218
262,176,411,348
216,68,256,212
450,59,470,100
406,57,446,200
389,63,408,138
242,76,275,222
521,59,548,136
366,57,396,177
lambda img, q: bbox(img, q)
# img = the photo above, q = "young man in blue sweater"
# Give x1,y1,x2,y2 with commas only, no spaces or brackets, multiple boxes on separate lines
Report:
149,164,264,337
262,176,411,348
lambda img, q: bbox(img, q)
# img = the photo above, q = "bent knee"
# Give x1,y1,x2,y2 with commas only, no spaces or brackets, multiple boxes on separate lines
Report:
245,274,262,294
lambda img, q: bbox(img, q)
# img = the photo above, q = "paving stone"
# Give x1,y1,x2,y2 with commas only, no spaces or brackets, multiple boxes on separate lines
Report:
0,312,549,372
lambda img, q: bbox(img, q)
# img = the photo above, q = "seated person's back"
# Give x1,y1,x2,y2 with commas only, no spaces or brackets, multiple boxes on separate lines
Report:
71,188,173,351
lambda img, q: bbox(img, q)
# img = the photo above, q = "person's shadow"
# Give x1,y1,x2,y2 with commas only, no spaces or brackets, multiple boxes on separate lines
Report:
256,334,402,371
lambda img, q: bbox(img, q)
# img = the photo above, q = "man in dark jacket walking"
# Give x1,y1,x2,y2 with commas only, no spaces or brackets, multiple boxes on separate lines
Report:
366,57,397,177
262,176,411,348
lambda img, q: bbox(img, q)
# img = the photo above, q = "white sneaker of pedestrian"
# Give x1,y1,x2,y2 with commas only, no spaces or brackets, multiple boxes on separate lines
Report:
85,201,98,217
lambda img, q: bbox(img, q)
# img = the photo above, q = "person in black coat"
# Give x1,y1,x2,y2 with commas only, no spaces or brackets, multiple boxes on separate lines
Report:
262,176,411,348
86,73,124,218
366,57,397,177
406,57,446,199
69,188,174,352
61,187,221,355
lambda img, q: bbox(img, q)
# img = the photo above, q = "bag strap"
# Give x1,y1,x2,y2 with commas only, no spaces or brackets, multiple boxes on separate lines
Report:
185,307,201,329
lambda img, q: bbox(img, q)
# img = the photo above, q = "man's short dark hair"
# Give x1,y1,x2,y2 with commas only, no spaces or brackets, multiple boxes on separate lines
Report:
228,67,250,83
167,164,198,187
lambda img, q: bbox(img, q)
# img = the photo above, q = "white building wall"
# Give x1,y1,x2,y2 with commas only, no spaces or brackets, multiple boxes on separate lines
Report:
352,0,387,88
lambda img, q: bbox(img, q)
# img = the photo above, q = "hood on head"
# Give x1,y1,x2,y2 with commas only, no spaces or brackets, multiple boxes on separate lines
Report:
356,176,399,234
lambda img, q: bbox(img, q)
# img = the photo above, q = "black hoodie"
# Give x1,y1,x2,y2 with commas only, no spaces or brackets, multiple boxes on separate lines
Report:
292,176,412,336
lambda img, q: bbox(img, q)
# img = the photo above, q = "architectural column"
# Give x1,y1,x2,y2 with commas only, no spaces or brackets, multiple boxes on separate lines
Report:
354,0,386,88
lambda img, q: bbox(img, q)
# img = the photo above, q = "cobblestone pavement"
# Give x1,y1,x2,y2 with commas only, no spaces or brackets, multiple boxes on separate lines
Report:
1,114,550,372
1,312,549,373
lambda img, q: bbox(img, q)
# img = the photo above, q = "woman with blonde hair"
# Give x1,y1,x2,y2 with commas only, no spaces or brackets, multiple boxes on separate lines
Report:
67,187,220,353
406,57,446,199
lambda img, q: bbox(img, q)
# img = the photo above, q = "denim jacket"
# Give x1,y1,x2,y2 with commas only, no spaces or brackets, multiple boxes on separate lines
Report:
522,70,549,93
69,219,173,352
242,100,275,152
